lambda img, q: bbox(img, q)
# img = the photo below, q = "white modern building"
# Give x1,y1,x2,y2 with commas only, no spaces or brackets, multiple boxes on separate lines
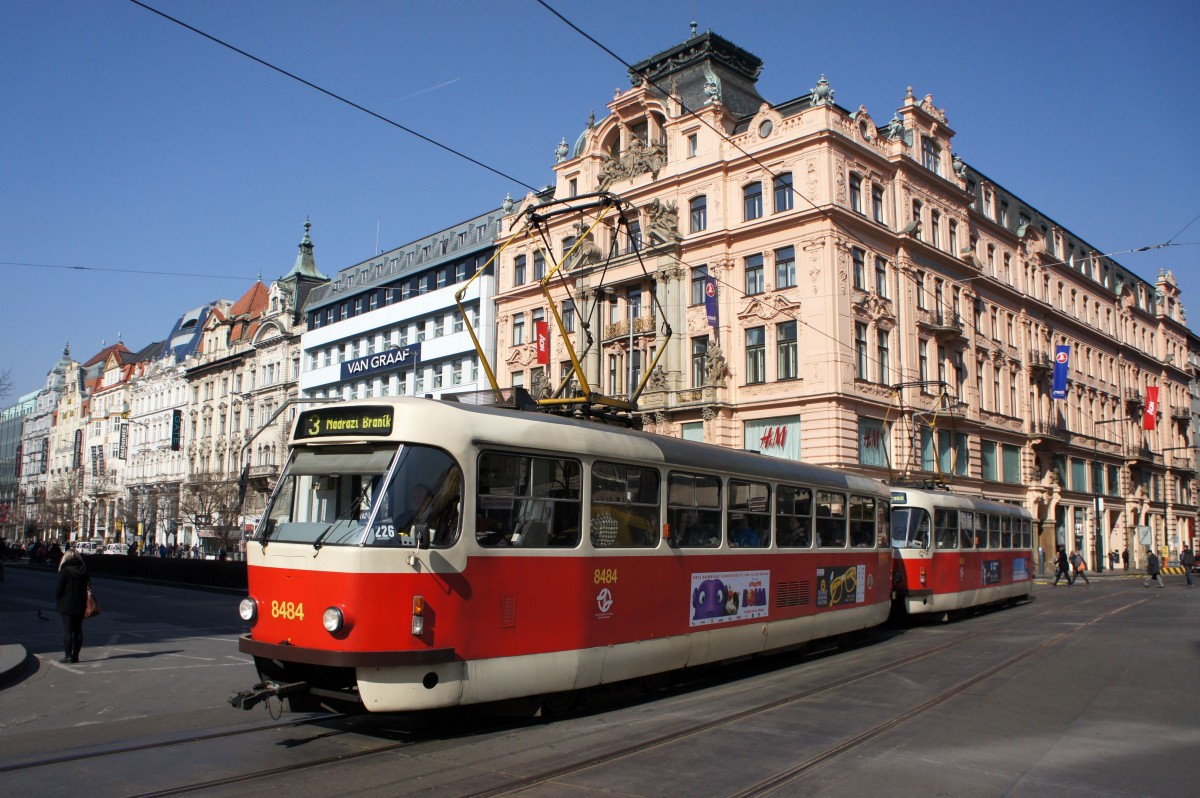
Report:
299,208,503,401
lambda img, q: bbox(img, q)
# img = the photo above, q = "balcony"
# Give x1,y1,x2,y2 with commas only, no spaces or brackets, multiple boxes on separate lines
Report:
1126,445,1163,467
1030,421,1070,445
1028,350,1053,372
915,308,965,339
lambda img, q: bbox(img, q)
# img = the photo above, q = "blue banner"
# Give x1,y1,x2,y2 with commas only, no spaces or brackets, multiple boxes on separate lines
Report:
340,342,421,382
1051,345,1070,400
704,275,718,327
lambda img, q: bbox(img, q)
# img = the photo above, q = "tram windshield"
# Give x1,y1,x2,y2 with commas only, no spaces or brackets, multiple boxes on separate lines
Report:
890,507,931,549
258,443,462,548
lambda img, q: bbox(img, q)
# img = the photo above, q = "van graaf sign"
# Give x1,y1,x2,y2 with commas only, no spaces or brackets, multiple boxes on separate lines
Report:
339,343,421,382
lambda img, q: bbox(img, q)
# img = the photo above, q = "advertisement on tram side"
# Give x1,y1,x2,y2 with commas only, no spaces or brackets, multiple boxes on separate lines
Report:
816,564,865,607
689,571,770,626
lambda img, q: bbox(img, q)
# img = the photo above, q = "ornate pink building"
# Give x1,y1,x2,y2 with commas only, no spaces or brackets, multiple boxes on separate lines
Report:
491,31,1197,570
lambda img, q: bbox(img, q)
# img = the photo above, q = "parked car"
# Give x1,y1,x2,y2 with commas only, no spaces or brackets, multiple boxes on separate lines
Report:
103,543,126,555
76,541,103,555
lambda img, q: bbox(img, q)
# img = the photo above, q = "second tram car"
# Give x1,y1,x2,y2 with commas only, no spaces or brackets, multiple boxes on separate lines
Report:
890,487,1034,618
233,397,894,712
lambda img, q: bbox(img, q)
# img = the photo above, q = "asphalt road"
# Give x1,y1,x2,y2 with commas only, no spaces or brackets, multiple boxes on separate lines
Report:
1,565,1196,797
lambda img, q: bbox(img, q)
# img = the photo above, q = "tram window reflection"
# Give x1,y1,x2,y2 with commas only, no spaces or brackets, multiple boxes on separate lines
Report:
728,479,770,548
876,500,890,547
777,485,812,548
959,511,975,549
1001,516,1013,548
934,508,958,549
367,445,462,548
849,495,875,547
987,514,1000,549
667,472,721,547
815,491,846,548
476,452,581,548
891,508,930,549
591,461,660,548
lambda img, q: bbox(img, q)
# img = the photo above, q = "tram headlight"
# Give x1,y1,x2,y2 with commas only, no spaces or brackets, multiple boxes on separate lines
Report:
238,597,258,625
322,606,346,634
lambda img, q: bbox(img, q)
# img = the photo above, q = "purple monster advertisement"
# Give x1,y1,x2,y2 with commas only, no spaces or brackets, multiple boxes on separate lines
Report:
689,571,770,627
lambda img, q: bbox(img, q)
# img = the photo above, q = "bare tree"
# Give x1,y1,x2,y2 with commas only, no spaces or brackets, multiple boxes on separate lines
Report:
0,366,12,402
182,470,241,554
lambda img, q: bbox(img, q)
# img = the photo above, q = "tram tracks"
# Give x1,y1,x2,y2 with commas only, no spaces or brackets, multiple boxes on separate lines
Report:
1,589,1136,798
463,592,1148,798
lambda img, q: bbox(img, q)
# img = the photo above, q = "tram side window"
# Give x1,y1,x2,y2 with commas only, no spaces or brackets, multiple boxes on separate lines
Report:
476,452,581,548
1001,516,1013,548
934,508,958,549
849,495,876,547
816,491,847,548
667,472,722,547
1022,519,1032,548
959,511,975,549
728,480,771,548
987,514,1000,549
777,485,813,548
591,461,660,548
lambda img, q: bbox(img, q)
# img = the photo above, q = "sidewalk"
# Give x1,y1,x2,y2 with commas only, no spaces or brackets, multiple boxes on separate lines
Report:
0,643,29,684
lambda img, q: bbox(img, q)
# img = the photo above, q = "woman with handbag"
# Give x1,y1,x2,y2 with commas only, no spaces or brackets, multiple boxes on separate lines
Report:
55,548,90,663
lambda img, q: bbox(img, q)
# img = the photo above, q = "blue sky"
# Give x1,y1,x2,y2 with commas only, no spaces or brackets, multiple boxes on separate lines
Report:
3,0,1198,398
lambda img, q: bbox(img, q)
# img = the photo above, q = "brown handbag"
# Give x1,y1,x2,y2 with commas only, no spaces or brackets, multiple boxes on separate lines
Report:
84,588,101,619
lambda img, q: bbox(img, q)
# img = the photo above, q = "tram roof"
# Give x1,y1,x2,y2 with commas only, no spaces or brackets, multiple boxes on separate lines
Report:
891,486,1032,518
296,397,889,496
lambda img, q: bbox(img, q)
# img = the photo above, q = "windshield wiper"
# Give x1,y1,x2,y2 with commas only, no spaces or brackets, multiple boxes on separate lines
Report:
312,523,336,551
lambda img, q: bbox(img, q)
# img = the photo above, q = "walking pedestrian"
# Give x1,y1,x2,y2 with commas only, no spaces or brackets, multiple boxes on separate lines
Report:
1143,549,1165,588
1122,547,1129,571
1070,550,1090,585
1053,545,1073,586
1180,545,1195,588
55,548,89,663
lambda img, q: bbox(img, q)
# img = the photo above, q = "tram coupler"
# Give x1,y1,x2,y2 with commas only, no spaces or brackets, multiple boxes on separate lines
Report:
228,680,309,710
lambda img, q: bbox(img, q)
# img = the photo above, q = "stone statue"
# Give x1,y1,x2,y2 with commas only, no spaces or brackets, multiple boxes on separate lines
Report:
555,138,569,163
501,193,514,214
597,148,624,192
564,222,602,270
646,199,681,245
885,113,905,142
703,63,721,105
647,366,669,391
705,342,729,385
952,154,966,179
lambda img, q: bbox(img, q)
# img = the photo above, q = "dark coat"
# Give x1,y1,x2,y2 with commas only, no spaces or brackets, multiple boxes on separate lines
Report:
1146,553,1161,576
55,557,89,615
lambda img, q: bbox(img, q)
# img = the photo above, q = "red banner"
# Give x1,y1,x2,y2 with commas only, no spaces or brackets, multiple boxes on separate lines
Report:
534,320,550,365
1143,386,1159,431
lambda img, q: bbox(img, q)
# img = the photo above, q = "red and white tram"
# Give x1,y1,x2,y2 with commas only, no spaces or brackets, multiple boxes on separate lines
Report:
233,397,894,712
889,487,1034,618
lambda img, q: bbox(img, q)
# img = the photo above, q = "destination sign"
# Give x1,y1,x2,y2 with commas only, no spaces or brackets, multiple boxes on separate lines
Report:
891,491,908,504
295,406,395,439
339,343,421,382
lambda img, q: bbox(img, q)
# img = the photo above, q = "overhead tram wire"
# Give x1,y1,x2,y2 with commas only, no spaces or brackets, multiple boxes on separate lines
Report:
127,0,540,195
0,260,254,282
